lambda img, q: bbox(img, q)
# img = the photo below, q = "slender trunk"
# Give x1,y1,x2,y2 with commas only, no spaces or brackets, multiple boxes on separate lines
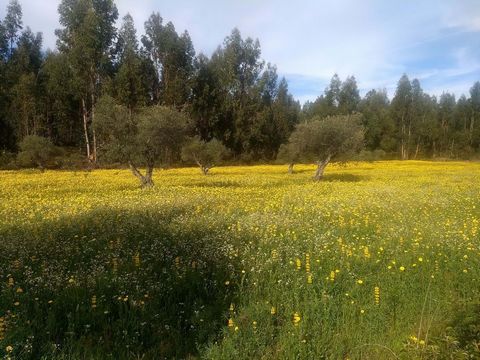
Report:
313,154,331,181
129,162,154,188
82,98,91,161
201,166,210,175
414,141,420,159
288,163,294,174
470,114,474,145
91,92,97,163
450,139,455,158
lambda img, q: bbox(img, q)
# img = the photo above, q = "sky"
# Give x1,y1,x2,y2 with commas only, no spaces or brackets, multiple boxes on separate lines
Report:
1,0,479,104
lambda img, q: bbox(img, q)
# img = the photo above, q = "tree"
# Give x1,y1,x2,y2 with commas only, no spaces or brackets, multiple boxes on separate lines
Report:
277,141,301,174
390,74,413,159
17,135,60,170
142,13,195,108
359,89,395,152
282,114,364,180
470,81,480,150
56,0,119,162
95,96,189,187
339,75,360,114
114,14,146,113
4,0,22,55
181,137,229,175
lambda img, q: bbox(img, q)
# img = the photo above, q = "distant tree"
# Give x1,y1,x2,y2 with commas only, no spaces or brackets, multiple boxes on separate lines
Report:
17,135,60,170
114,13,146,113
282,114,364,180
470,81,480,150
390,74,413,159
339,75,360,114
56,0,119,162
277,141,301,174
359,89,395,152
324,73,342,114
142,13,195,107
4,0,22,55
41,51,80,146
181,137,229,175
95,96,189,187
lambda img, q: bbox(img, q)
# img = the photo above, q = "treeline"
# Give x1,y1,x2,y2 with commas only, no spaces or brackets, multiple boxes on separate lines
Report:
304,74,480,159
0,0,479,164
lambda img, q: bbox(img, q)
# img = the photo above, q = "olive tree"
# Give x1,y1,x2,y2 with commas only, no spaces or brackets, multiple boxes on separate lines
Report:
277,141,301,174
281,114,364,180
96,96,189,187
181,137,229,175
17,135,61,170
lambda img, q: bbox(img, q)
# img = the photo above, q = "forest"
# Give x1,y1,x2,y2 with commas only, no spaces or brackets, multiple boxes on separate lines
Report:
0,0,479,166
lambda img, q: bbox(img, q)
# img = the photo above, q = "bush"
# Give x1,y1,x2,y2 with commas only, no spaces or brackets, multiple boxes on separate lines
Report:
181,137,230,174
17,135,62,170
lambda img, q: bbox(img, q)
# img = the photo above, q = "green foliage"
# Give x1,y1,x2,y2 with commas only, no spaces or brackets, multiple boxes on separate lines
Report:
17,135,61,169
283,114,364,164
181,137,229,174
96,96,189,185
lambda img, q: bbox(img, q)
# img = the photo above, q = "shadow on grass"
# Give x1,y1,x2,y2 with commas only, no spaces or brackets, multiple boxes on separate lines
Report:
0,206,239,359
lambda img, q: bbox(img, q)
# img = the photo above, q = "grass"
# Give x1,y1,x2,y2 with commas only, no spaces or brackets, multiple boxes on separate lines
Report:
0,161,479,359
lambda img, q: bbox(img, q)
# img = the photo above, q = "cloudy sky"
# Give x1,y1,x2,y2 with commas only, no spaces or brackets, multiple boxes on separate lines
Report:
1,0,479,103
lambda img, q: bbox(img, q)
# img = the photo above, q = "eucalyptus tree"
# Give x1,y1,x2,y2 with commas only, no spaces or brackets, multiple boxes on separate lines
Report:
114,13,146,113
390,74,413,159
56,0,119,162
142,13,195,107
4,0,22,55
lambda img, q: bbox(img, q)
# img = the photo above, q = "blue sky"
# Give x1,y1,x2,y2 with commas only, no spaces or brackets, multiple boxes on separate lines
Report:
1,0,479,103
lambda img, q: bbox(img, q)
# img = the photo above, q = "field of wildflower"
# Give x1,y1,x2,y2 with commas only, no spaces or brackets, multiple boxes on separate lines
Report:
0,161,479,359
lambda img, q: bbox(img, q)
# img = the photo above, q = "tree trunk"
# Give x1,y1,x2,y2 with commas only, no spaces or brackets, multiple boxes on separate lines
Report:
129,162,154,188
288,163,294,174
313,154,331,181
201,166,210,175
91,92,97,163
414,141,420,159
82,98,91,161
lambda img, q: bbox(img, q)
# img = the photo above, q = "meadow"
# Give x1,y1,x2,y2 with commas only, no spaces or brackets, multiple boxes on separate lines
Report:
0,161,479,359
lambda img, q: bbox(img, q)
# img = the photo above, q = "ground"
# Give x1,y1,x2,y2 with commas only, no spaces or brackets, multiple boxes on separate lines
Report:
0,161,479,359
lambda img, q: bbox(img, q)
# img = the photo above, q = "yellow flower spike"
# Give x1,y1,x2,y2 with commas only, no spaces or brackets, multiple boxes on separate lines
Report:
399,266,405,272
229,303,234,312
374,286,380,305
91,295,97,309
6,345,13,353
16,287,23,293
293,312,301,325
8,277,14,287
295,258,301,270
228,318,234,327
307,274,313,284
133,252,141,268
112,257,118,273
270,306,276,315
329,271,335,281
357,279,363,285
